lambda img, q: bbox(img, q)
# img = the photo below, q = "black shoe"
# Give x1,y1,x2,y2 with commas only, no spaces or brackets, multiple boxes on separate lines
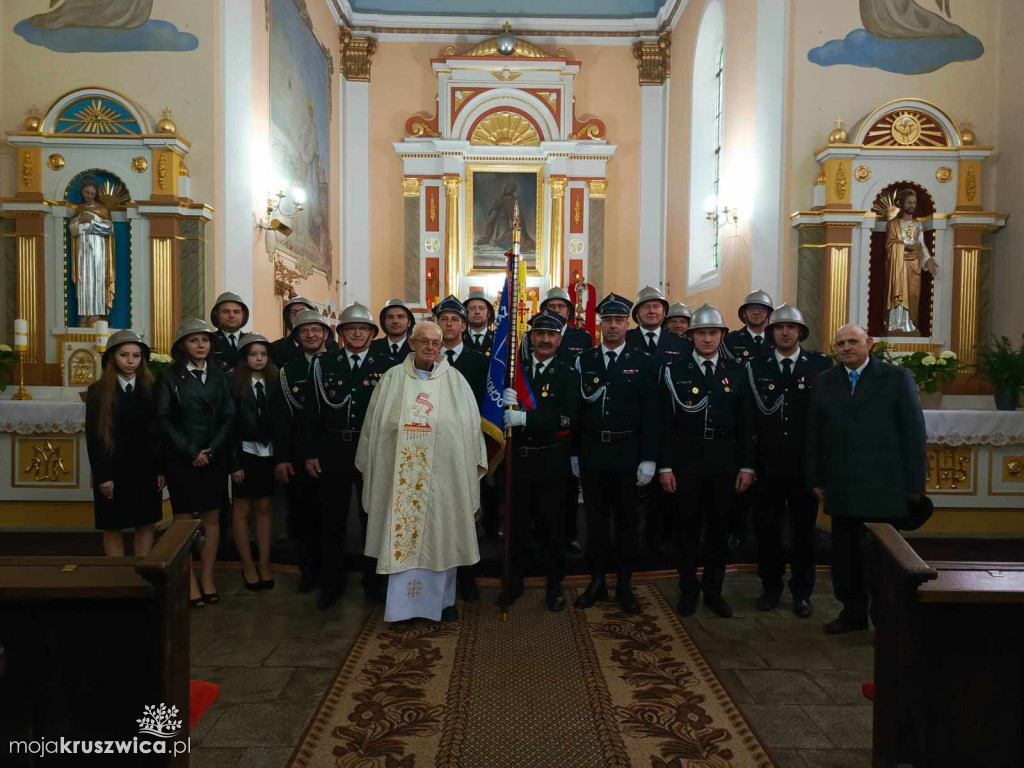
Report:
756,590,781,612
677,593,698,617
566,540,583,556
793,598,814,619
440,605,459,622
297,571,317,593
546,589,566,612
704,594,734,618
259,578,275,590
200,589,219,605
825,615,868,634
616,587,641,615
190,597,205,609
316,589,340,610
459,574,480,602
574,577,609,609
242,573,262,591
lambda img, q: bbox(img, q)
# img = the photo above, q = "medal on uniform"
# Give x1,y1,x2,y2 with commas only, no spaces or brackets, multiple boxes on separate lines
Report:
742,350,749,357
768,384,775,391
363,379,370,386
724,387,731,393
292,386,299,393
594,377,600,383
541,392,548,397
691,386,699,394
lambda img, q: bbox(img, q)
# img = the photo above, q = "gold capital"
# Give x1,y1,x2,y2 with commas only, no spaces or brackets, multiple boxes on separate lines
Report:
587,179,608,199
340,28,377,82
402,177,422,198
632,33,671,86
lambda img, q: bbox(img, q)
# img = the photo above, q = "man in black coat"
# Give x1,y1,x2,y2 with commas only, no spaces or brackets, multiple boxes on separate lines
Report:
369,298,415,365
209,291,249,373
502,311,580,611
574,293,660,615
462,291,496,358
434,294,488,600
303,302,393,609
626,285,693,362
659,303,756,619
272,296,339,368
748,305,832,618
806,323,927,634
724,289,774,362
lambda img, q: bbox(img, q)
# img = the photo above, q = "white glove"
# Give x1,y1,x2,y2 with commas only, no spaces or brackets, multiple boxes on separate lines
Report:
503,387,519,407
570,456,580,478
503,410,527,429
636,460,656,487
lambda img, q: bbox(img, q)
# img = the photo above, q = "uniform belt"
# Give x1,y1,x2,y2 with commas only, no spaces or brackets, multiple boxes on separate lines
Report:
518,444,557,457
597,429,635,443
326,427,360,441
700,427,732,440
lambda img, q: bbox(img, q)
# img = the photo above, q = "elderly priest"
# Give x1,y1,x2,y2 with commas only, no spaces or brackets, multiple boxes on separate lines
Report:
355,321,487,623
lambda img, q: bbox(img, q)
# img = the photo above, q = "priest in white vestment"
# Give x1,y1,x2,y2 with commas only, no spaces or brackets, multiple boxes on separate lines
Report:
356,320,486,622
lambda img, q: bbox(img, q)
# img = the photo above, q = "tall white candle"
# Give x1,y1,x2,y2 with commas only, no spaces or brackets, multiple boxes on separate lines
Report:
14,333,28,351
94,320,109,335
14,318,28,334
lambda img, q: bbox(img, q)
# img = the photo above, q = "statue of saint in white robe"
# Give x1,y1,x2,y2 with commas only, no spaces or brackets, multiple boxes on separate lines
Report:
70,203,115,321
356,355,485,621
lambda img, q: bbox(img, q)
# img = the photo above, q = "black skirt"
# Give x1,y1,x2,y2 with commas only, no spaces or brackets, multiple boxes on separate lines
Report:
94,481,162,530
233,452,276,499
165,451,229,516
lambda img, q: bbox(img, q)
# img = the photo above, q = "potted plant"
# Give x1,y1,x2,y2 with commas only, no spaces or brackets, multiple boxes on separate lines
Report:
895,349,959,409
147,352,174,378
0,344,14,391
976,336,1024,411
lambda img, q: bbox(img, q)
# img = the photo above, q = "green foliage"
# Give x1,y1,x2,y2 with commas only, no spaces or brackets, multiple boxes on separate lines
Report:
0,345,15,392
892,349,959,393
975,336,1024,393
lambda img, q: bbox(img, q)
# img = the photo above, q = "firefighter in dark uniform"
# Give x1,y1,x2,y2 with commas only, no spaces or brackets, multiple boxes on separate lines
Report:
664,302,693,337
501,311,580,611
434,294,487,600
274,309,328,593
302,302,392,610
625,286,689,558
272,296,339,367
574,294,659,615
626,286,693,361
659,304,756,619
748,304,832,618
724,289,774,362
462,291,495,357
538,286,593,555
209,291,249,373
369,298,416,365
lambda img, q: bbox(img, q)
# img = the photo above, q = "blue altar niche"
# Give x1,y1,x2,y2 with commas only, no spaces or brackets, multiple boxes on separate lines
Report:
64,170,132,328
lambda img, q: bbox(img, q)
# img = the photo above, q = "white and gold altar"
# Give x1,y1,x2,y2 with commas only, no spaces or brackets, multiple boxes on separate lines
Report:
1,0,1022,537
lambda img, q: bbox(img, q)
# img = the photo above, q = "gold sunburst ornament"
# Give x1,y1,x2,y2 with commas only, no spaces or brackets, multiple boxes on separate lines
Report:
60,99,136,135
470,112,540,147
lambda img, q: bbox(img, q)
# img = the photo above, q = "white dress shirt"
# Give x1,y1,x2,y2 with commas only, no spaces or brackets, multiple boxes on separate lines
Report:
442,342,465,363
117,374,136,392
600,341,626,368
242,376,273,457
186,361,207,384
348,348,369,368
640,326,661,347
775,349,800,371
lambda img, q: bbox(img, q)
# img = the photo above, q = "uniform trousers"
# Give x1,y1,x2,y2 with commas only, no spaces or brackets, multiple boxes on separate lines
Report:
830,516,886,622
511,473,567,588
317,469,371,595
563,471,580,543
286,477,320,580
674,472,735,599
754,475,818,599
581,469,638,578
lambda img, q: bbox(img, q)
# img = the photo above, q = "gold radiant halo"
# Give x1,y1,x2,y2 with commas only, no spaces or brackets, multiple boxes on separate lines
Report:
890,112,923,146
470,112,540,147
64,99,133,135
98,179,131,209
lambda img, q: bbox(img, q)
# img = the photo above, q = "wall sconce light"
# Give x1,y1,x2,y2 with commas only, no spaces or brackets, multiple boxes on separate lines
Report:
705,205,739,229
255,184,305,236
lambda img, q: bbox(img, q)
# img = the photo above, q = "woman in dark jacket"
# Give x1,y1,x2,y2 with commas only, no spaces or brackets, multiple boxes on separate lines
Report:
155,318,237,607
85,329,164,557
230,333,280,590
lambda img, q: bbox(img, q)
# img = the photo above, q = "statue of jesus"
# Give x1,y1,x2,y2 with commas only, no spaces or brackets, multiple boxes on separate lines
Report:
884,189,937,335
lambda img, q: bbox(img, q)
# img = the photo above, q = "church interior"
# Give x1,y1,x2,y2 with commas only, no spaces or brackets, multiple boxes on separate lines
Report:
1,0,1023,766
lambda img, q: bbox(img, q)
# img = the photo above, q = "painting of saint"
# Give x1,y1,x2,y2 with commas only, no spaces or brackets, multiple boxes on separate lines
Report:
468,170,543,274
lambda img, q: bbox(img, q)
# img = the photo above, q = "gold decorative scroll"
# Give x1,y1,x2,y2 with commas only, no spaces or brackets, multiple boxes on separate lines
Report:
936,166,953,183
549,176,567,288
854,166,871,182
443,175,460,297
461,35,553,58
470,112,540,147
47,154,66,171
17,147,42,197
14,437,78,488
926,446,974,491
823,158,851,207
632,33,671,85
340,28,377,82
404,96,440,138
1002,456,1024,483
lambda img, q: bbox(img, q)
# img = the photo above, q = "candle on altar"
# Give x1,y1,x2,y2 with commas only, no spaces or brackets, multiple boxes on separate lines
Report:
14,318,28,351
94,319,109,352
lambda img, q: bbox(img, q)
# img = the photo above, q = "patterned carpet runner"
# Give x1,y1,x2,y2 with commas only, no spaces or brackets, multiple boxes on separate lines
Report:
289,584,774,767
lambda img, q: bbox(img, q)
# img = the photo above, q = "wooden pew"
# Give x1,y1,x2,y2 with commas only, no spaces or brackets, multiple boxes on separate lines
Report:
0,520,199,766
866,523,1024,768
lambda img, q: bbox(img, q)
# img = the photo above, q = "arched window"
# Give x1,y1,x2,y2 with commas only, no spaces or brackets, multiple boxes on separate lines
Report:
688,0,725,290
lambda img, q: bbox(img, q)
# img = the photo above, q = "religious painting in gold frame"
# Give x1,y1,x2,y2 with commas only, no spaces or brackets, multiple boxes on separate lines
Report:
465,164,545,276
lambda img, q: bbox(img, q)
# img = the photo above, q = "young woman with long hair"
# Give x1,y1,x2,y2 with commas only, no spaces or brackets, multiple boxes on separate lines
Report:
230,333,280,590
85,330,164,556
155,318,237,608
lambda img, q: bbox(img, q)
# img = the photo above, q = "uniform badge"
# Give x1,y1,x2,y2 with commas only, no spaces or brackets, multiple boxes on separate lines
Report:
768,384,775,391
363,379,370,386
593,377,600,383
742,350,750,357
798,383,805,389
541,391,548,398
560,415,570,427
691,387,699,394
292,386,299,393
724,387,732,393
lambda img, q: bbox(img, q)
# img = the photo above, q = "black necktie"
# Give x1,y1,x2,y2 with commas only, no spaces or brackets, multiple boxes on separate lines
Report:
703,360,715,382
533,362,544,380
191,369,204,383
753,335,763,351
350,354,360,374
781,358,793,379
605,350,617,369
229,334,237,350
646,331,657,353
125,382,133,394
391,343,399,356
445,350,455,365
474,334,483,349
254,380,266,417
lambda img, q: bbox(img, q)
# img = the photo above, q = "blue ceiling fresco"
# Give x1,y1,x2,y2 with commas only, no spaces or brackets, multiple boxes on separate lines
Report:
347,0,670,19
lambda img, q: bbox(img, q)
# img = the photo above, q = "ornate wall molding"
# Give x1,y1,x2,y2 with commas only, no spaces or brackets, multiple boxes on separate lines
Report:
632,33,671,86
339,27,377,82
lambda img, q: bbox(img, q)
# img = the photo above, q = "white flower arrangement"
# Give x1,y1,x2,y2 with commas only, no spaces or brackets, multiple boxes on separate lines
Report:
921,355,937,366
940,350,957,359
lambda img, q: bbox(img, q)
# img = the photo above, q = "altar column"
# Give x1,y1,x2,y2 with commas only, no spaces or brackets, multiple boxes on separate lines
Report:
820,224,854,349
548,176,567,287
442,175,461,298
950,225,983,370
339,29,376,306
